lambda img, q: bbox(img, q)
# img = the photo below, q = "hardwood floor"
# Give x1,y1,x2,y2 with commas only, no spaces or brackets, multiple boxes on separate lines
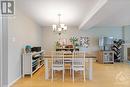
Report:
11,62,130,87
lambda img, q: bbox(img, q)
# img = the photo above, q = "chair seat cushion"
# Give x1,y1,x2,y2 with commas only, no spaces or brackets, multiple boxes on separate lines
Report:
72,66,84,71
53,66,64,70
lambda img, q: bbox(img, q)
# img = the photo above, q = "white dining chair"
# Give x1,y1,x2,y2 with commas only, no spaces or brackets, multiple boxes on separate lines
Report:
72,51,86,81
64,51,72,76
51,51,64,81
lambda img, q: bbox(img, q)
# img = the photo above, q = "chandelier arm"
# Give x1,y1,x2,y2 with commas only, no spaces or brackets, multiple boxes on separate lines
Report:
58,14,61,27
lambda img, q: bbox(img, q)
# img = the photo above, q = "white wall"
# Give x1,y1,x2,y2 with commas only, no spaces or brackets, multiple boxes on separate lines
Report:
123,25,130,43
42,26,123,51
8,8,43,85
42,26,79,51
85,27,123,51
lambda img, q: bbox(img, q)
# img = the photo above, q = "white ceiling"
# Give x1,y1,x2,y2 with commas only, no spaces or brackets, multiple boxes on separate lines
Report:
17,0,130,29
96,0,130,27
81,0,130,29
17,0,99,27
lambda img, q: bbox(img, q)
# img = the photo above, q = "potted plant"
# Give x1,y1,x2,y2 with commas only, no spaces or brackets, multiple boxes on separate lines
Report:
70,37,79,49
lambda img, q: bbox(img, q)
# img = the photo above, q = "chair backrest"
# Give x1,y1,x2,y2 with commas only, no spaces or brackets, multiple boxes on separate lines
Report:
43,51,54,68
72,51,85,67
43,51,53,58
52,51,64,67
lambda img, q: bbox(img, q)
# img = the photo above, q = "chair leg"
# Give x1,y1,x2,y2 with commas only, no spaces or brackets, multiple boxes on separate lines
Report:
70,67,71,76
72,70,74,81
63,69,64,81
52,70,53,81
84,69,86,81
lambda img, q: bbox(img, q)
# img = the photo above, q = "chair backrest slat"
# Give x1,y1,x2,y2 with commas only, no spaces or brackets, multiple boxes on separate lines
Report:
72,51,85,67
52,51,64,66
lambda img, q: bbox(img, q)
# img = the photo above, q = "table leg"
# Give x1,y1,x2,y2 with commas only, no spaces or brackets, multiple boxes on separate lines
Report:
44,59,49,80
88,58,92,80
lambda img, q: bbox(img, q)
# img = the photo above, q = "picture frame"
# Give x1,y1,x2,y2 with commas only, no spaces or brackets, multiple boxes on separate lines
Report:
80,37,89,48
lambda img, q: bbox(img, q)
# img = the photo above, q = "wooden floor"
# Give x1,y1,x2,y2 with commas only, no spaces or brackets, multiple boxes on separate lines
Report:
11,62,130,87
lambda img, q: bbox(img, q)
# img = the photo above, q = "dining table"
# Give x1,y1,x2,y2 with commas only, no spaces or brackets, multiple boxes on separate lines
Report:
43,52,96,80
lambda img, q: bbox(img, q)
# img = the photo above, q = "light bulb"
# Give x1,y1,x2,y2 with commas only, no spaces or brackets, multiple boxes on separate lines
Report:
52,24,57,31
58,28,62,31
60,24,65,28
63,26,67,30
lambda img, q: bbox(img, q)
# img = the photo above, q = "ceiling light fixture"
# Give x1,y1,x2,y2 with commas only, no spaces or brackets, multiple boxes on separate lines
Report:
52,14,67,35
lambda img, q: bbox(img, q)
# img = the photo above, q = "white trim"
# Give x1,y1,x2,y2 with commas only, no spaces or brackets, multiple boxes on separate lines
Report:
79,0,108,29
0,14,2,87
8,76,21,87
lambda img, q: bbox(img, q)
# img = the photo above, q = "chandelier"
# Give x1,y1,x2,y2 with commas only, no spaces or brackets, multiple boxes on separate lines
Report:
52,14,67,35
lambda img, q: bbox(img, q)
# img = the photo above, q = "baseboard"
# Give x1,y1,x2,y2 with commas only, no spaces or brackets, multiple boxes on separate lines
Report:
8,76,21,87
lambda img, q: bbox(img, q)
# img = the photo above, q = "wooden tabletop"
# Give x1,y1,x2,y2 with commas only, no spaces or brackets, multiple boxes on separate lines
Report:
43,53,96,58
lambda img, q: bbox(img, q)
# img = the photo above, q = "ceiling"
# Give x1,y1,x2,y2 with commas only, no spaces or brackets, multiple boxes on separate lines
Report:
17,0,130,29
96,0,130,27
81,0,130,29
17,0,99,27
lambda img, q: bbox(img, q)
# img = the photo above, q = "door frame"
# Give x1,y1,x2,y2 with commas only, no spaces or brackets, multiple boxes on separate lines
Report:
0,15,2,87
